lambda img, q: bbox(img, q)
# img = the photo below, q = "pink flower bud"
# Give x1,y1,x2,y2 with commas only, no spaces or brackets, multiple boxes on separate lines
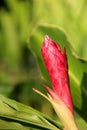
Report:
41,35,73,113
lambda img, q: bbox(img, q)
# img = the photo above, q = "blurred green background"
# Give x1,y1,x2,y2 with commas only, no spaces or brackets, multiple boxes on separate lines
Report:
0,0,56,116
0,0,87,127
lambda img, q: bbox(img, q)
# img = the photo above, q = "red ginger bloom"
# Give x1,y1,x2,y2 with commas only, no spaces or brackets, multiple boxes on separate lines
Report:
41,35,73,113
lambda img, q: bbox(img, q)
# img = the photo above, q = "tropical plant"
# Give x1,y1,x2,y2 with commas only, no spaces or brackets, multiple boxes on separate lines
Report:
0,0,87,129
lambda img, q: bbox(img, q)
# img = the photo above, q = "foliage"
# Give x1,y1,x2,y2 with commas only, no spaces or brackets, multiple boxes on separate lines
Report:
0,0,87,129
0,94,62,130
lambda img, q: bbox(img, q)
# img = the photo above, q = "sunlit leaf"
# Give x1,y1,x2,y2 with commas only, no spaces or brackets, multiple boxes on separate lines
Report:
0,94,62,130
32,0,87,60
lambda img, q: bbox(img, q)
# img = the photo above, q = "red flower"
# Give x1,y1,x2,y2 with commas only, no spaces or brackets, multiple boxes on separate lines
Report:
41,35,73,113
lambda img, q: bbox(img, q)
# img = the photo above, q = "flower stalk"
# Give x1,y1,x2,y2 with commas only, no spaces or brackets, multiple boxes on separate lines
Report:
49,95,78,130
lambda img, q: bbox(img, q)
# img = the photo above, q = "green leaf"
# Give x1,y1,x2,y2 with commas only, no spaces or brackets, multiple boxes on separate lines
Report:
0,94,62,130
28,24,87,123
32,0,87,60
0,118,29,130
76,117,87,130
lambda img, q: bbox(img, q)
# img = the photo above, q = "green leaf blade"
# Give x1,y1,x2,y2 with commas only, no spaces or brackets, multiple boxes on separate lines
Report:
0,94,62,130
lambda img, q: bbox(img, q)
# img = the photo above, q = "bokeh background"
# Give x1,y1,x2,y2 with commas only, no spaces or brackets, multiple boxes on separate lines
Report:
0,0,87,124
